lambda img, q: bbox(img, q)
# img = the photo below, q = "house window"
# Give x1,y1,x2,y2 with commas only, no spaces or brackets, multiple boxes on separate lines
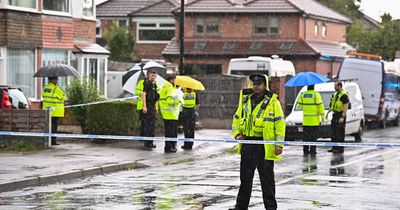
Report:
96,19,102,37
222,42,235,50
43,0,69,13
6,49,35,98
249,42,263,50
8,0,36,9
196,17,220,35
322,23,327,38
118,19,128,28
193,42,206,50
314,22,319,37
42,49,69,90
82,57,106,95
83,0,94,18
138,22,175,43
254,16,280,35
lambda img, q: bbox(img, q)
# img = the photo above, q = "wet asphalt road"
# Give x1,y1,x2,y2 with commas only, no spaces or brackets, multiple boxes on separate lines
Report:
0,127,399,210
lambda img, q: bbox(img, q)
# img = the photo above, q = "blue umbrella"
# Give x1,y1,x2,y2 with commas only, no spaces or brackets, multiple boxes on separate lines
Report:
285,72,330,87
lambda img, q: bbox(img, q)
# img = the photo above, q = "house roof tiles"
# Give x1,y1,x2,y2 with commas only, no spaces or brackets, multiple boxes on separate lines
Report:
175,0,351,23
162,38,319,56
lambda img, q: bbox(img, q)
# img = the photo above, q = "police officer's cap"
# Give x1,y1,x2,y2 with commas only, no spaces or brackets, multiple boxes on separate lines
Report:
249,74,266,85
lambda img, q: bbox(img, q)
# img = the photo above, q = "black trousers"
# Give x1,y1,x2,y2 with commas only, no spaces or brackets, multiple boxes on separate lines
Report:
183,108,195,148
140,110,156,146
51,117,59,145
236,144,277,210
164,120,177,150
331,112,346,153
303,126,319,154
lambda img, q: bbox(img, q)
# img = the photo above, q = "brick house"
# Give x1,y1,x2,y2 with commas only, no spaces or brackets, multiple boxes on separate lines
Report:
163,0,353,76
0,0,109,106
96,0,178,60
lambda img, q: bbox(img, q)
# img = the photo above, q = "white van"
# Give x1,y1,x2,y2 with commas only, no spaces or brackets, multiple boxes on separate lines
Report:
338,57,400,127
285,82,365,141
227,56,295,77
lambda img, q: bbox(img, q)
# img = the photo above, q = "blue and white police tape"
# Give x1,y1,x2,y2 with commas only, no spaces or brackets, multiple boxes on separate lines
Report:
44,96,139,111
0,131,399,148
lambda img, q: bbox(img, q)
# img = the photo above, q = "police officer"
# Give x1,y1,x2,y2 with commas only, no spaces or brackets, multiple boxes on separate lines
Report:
327,81,349,153
135,72,146,137
42,77,64,146
159,75,181,153
297,85,325,155
141,70,159,148
230,74,285,210
181,88,199,150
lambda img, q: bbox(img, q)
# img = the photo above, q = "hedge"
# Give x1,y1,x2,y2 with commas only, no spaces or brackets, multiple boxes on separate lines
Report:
85,101,164,135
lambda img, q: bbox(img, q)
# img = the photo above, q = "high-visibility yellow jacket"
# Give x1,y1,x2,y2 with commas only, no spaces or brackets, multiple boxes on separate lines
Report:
159,82,180,120
297,90,325,126
329,90,348,112
135,79,144,111
232,78,285,160
182,91,196,108
42,82,64,117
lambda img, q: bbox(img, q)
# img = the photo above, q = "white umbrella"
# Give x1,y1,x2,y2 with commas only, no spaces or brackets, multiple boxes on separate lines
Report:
122,70,166,94
128,61,165,71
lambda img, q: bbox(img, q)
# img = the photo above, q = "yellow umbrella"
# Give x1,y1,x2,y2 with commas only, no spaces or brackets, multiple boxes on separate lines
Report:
175,75,205,91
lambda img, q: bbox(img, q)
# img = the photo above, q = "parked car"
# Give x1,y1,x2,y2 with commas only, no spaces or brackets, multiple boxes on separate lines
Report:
0,85,30,109
285,81,365,141
338,54,400,127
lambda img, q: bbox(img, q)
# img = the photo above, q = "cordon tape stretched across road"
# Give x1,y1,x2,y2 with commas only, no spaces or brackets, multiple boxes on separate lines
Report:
0,131,399,148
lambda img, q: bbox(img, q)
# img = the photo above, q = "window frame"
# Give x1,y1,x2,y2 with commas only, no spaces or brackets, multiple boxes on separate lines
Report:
253,16,280,35
80,56,107,96
322,22,327,38
136,21,176,44
42,0,71,17
4,48,38,100
195,17,221,36
82,0,95,19
5,0,39,13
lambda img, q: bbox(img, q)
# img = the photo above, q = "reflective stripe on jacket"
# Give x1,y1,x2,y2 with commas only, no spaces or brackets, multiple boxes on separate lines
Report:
182,92,196,108
232,89,285,161
297,90,325,126
159,82,180,120
329,90,348,112
42,83,64,117
135,80,144,111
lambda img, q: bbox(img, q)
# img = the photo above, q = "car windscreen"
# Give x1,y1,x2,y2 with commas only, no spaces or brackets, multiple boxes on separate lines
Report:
294,91,334,111
8,89,29,109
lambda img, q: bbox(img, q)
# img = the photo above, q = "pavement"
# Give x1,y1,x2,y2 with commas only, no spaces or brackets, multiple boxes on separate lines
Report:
0,129,234,192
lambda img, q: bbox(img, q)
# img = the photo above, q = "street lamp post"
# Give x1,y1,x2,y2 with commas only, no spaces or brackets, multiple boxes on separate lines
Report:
179,0,185,75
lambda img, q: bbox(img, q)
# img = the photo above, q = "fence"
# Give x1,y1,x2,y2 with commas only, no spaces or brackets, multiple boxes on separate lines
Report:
0,110,50,148
195,75,246,129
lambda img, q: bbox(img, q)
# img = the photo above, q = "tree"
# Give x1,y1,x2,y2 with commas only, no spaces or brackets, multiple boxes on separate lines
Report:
316,0,362,20
103,24,135,61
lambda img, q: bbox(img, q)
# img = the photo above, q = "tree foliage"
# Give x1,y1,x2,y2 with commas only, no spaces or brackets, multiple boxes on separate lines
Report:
103,23,135,61
318,1,400,60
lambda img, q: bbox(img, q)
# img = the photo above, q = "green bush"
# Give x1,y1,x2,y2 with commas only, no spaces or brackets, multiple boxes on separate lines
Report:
85,101,164,135
66,78,104,133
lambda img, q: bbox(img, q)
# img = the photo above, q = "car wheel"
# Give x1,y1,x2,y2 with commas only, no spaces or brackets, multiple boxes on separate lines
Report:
354,121,363,142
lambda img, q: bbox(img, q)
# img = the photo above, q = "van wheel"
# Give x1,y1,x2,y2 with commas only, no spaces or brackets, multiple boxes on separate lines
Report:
354,122,363,142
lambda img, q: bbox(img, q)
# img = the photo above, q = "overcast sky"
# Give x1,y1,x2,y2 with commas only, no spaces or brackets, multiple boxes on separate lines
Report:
359,0,400,21
95,0,400,21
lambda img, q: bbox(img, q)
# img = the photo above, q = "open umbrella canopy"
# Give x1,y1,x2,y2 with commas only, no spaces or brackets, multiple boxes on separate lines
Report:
175,75,205,91
33,64,80,77
122,61,166,85
122,70,166,94
285,72,330,87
